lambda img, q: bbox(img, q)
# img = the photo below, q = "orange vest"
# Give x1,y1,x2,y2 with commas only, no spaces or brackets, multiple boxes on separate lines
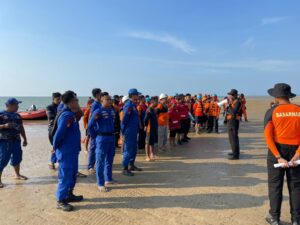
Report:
157,103,169,126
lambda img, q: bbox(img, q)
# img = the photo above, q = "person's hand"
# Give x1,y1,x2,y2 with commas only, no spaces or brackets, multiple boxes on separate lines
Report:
3,123,13,129
23,139,28,147
290,153,300,167
144,127,147,132
51,148,55,153
278,157,289,168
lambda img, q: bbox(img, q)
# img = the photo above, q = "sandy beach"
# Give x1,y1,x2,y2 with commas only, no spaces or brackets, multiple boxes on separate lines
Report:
1,97,300,225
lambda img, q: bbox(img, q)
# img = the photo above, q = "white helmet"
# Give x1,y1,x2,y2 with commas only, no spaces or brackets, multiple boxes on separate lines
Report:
122,95,129,103
159,93,168,100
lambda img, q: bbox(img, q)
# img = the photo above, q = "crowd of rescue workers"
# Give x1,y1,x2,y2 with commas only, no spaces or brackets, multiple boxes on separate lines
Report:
0,88,248,211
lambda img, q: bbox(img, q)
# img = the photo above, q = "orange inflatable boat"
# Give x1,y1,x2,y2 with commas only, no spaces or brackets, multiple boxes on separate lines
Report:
19,109,47,120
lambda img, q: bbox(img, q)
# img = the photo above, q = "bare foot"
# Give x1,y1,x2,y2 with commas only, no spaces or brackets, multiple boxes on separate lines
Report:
88,168,96,175
14,175,28,180
98,186,109,192
146,157,151,162
48,163,56,170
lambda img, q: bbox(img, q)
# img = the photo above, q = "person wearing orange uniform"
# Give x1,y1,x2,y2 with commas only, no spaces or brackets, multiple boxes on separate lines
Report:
137,95,147,150
207,94,220,133
193,95,204,134
239,93,248,122
157,94,169,151
264,83,300,225
82,98,94,152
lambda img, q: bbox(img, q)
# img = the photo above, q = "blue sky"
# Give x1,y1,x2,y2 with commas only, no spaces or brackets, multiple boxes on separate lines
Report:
0,0,299,96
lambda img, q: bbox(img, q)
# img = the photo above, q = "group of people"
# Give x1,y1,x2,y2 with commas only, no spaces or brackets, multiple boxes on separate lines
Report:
1,83,299,225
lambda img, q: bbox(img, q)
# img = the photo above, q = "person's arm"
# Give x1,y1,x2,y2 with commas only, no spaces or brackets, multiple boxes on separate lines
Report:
20,121,27,147
46,105,56,121
88,110,100,139
53,114,69,150
144,110,150,131
264,121,280,157
121,104,131,133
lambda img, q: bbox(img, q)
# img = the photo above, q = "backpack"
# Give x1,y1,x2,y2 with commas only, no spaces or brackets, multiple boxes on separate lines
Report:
49,108,70,145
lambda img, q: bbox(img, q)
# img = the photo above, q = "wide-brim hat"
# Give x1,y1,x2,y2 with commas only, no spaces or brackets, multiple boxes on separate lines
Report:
268,83,296,98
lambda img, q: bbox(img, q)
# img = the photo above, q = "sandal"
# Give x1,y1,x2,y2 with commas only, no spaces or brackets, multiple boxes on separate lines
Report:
48,163,56,170
77,172,87,178
15,175,28,180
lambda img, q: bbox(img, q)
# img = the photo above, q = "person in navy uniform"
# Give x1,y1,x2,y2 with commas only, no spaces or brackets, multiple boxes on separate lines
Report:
121,88,142,176
46,92,62,170
52,91,83,211
0,98,28,188
88,93,116,192
88,88,102,174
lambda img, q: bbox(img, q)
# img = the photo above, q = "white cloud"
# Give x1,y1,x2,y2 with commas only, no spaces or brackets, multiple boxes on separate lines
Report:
133,57,298,72
261,17,286,25
125,31,196,54
242,37,255,49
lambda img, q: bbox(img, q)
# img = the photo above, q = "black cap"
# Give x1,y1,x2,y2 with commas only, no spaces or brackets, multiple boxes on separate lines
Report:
227,89,238,96
268,83,296,98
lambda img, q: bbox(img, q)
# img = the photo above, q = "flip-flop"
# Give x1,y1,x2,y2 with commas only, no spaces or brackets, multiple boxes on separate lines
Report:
15,175,28,180
0,183,4,188
77,172,87,178
98,186,109,192
88,169,96,175
105,180,118,185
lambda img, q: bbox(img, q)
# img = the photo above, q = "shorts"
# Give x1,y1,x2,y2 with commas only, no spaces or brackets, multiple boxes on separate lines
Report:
169,129,180,138
146,131,158,146
195,116,202,124
0,139,23,172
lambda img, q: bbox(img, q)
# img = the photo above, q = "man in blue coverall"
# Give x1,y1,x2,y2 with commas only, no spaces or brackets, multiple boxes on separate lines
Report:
0,98,28,188
121,88,143,176
88,88,102,174
53,91,83,211
88,93,116,192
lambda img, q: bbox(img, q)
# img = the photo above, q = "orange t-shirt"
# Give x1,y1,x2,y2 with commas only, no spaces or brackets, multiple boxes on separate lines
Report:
193,101,203,117
156,103,169,126
264,104,300,157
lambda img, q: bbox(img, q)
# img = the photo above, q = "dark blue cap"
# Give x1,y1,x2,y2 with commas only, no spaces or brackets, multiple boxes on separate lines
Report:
5,97,22,106
128,88,141,95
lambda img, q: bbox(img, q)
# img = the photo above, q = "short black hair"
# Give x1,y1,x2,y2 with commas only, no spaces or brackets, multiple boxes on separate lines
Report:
62,90,77,104
92,88,102,98
52,92,61,99
101,92,109,98
186,93,191,97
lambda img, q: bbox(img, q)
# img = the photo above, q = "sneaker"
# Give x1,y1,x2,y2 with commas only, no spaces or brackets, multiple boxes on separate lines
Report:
265,214,280,225
122,170,134,176
65,191,83,203
129,165,143,172
57,200,74,212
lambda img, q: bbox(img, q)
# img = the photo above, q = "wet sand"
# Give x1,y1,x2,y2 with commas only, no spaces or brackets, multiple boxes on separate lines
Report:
1,97,300,225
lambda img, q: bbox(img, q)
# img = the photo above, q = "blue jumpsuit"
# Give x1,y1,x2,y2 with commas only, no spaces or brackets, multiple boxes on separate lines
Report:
53,108,81,201
88,101,102,170
88,106,115,186
121,100,139,168
0,111,23,172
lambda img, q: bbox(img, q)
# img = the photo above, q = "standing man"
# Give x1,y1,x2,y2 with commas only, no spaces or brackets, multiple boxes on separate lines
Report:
0,98,28,188
137,95,147,150
121,88,142,176
53,91,83,211
88,93,116,192
46,92,62,170
226,89,242,160
157,93,169,151
207,95,220,133
264,83,300,225
88,88,102,174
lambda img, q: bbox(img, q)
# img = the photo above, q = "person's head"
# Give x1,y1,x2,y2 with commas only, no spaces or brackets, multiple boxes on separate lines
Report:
240,93,244,98
113,95,120,104
227,89,238,101
159,93,168,105
62,90,79,112
128,88,141,105
52,92,62,105
185,93,191,102
213,94,218,101
149,97,158,108
268,83,296,104
92,88,102,101
101,92,112,108
5,98,22,113
139,95,145,104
